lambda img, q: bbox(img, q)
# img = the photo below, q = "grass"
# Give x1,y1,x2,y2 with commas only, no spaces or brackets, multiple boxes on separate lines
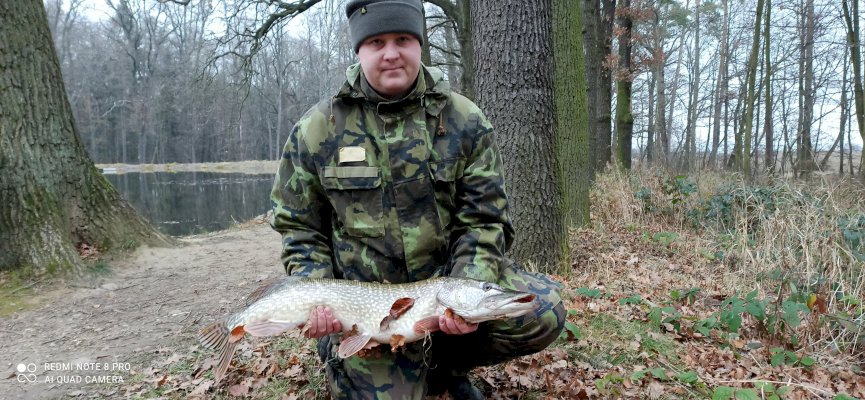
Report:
590,166,865,360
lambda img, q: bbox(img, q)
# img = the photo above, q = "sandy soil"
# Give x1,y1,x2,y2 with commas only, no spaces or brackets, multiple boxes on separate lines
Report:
0,220,285,399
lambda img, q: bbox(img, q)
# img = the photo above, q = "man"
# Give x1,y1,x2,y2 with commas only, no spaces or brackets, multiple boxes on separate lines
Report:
270,0,565,398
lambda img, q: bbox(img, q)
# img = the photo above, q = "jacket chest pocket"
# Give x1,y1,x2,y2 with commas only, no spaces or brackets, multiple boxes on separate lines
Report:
322,166,385,237
429,158,464,228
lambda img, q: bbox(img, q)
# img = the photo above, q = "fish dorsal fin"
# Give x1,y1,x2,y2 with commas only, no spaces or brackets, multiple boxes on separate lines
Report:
244,276,300,306
338,333,373,358
379,297,415,332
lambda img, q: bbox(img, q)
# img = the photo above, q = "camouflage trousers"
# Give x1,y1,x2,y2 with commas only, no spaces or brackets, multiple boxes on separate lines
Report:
316,261,566,400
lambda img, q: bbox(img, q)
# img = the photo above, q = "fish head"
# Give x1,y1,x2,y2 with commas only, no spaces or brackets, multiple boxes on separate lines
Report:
437,280,539,324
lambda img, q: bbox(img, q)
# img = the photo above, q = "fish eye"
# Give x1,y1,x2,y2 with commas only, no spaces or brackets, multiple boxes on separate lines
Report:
482,282,500,292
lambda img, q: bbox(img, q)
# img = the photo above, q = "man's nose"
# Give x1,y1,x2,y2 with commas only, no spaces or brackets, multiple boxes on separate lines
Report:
382,42,399,60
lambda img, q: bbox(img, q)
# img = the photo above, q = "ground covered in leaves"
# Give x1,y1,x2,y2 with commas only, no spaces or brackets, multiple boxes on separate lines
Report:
2,169,864,399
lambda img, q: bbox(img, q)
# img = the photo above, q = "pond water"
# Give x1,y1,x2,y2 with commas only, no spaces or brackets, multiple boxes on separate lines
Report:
104,172,275,236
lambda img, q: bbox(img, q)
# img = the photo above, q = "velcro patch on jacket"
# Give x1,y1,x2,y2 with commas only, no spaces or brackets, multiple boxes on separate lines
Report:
339,146,366,164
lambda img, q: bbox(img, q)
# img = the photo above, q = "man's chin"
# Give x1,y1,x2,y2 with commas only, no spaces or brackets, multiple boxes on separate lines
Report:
379,82,411,96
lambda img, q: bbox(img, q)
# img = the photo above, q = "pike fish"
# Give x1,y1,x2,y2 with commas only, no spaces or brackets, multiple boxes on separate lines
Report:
198,276,538,382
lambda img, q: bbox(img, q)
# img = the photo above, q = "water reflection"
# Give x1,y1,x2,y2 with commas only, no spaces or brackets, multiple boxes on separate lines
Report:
104,171,275,236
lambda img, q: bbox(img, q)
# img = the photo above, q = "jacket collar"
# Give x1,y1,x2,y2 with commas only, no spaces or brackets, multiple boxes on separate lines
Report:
335,63,449,116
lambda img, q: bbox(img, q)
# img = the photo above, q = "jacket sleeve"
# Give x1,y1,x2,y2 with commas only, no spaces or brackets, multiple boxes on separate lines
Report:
448,112,515,283
270,111,335,279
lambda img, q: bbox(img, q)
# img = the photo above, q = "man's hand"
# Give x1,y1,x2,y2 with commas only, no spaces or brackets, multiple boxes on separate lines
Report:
303,306,342,339
439,312,478,335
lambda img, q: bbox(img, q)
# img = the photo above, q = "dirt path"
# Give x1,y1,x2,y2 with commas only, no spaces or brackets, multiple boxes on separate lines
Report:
1,221,284,400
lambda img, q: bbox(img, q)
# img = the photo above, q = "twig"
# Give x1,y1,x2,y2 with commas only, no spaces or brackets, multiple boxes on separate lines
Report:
11,279,46,294
0,329,21,335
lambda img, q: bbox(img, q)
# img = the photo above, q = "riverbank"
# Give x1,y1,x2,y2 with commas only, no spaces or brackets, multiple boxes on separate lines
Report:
96,161,280,175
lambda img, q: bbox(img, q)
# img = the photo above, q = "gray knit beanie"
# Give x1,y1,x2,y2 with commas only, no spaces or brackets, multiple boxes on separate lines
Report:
345,0,424,53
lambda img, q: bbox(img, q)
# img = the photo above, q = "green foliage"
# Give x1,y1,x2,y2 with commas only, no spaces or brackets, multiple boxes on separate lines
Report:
631,367,671,381
838,214,865,261
691,185,785,231
670,287,701,305
691,288,808,346
648,305,681,332
575,287,605,299
711,385,788,400
619,295,644,305
651,231,680,247
769,347,815,367
595,372,624,397
634,175,697,215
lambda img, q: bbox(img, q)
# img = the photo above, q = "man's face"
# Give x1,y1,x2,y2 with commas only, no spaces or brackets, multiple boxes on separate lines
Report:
357,33,421,99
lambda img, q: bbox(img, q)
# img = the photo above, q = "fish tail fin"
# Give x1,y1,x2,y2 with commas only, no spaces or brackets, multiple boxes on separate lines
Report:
199,321,244,383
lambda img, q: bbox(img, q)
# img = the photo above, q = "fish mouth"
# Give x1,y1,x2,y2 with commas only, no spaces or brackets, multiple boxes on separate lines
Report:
514,294,536,303
476,292,539,320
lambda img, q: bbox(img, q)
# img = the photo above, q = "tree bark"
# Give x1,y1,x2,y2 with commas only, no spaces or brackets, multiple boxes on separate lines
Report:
614,0,634,169
796,0,815,176
684,0,701,172
0,0,168,273
733,0,763,178
596,0,615,169
842,0,865,177
471,0,565,270
554,0,590,228
665,0,689,164
654,5,668,166
763,0,774,173
829,45,849,172
709,0,728,168
582,0,600,174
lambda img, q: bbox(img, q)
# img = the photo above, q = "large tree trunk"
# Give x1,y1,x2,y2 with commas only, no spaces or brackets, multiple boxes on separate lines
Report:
582,0,600,174
0,0,167,273
471,0,565,270
614,0,634,169
554,0,590,228
596,0,615,169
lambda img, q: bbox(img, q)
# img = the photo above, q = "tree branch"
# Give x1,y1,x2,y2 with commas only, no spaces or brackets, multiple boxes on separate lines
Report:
424,0,459,25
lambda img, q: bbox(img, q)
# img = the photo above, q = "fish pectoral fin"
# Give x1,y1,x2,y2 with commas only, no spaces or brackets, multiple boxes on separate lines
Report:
379,297,416,331
244,320,299,337
389,334,407,352
413,316,441,334
337,333,373,358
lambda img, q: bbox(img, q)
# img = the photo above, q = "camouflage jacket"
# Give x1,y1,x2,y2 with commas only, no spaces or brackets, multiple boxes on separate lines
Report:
270,64,514,284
